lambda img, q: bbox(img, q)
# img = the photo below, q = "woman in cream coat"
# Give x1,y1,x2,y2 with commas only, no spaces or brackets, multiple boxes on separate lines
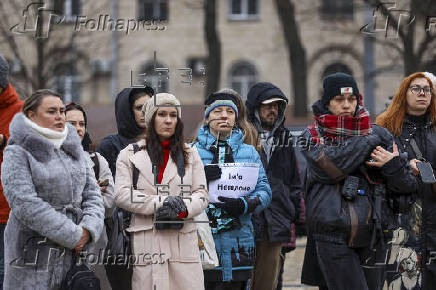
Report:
115,93,208,290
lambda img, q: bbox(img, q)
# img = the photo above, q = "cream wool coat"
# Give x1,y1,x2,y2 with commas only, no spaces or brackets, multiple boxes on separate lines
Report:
115,140,208,290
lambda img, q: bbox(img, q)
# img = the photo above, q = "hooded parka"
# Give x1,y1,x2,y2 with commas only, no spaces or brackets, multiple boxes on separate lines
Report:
1,113,104,290
115,140,209,290
245,82,302,243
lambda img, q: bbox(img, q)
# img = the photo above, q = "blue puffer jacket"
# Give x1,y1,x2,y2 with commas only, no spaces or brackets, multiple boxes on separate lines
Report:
194,125,271,282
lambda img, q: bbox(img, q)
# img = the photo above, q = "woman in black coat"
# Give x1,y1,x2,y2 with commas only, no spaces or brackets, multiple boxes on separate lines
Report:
376,72,436,289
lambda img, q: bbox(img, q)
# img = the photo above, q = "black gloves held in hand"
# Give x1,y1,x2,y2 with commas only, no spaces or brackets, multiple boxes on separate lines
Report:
216,196,245,217
155,206,183,230
154,196,187,230
155,204,179,220
163,196,187,215
215,196,261,217
204,165,222,183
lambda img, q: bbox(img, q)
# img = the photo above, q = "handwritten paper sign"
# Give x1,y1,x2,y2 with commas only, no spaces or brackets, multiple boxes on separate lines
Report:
207,163,260,203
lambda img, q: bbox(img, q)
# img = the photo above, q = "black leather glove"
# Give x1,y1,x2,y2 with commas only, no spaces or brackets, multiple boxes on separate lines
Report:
155,204,179,220
163,196,187,215
215,196,245,217
204,164,222,183
154,204,184,230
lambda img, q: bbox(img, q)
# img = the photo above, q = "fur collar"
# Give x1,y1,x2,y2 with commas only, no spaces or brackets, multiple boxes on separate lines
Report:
8,113,83,162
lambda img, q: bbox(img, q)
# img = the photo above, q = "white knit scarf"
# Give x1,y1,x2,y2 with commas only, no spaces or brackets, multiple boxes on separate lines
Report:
24,116,68,149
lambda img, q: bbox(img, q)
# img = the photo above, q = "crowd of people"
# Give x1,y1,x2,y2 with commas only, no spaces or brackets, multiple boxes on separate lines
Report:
0,52,436,290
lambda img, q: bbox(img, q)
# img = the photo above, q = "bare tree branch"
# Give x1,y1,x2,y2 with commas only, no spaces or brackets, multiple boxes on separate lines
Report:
274,0,308,116
0,1,36,89
417,31,434,59
374,38,404,55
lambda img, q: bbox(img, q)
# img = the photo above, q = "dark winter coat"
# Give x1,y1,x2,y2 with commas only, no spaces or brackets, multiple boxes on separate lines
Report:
97,87,148,177
1,113,104,290
300,122,419,286
302,125,418,240
246,82,302,243
392,114,436,287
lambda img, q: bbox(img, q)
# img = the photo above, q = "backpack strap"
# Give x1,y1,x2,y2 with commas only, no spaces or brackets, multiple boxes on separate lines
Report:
132,143,140,190
90,152,100,181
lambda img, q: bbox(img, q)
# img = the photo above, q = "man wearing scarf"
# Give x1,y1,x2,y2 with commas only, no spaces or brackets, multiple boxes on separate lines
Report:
300,73,419,290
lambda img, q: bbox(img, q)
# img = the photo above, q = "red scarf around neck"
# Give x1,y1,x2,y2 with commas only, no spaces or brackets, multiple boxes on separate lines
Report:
158,140,171,184
158,140,188,219
308,106,372,144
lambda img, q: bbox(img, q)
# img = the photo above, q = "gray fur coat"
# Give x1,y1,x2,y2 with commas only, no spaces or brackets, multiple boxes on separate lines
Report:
1,113,104,290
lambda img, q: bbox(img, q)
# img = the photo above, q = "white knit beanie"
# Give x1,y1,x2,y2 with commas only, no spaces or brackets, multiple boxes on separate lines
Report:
424,72,436,89
142,93,181,127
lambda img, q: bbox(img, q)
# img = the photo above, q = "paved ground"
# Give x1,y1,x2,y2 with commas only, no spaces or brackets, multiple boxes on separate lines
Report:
282,237,318,290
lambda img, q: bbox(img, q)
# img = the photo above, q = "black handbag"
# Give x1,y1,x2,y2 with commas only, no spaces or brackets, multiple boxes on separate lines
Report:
104,144,140,265
62,253,100,290
105,207,132,258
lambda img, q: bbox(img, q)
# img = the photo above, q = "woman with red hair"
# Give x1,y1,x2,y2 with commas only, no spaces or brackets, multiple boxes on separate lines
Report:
376,72,436,289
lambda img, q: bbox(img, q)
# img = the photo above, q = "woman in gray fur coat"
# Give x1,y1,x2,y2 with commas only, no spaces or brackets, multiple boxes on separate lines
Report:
0,89,105,290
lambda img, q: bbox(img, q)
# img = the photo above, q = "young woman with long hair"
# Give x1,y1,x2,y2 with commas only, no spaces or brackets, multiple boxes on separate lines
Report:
115,93,208,290
376,72,436,289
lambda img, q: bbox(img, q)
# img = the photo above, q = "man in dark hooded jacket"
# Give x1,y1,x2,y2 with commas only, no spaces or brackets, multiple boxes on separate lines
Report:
246,82,302,290
97,85,154,290
300,73,419,290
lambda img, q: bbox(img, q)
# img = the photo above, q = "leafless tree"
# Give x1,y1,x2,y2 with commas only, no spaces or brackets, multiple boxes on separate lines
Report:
204,0,221,97
0,0,106,97
274,0,308,117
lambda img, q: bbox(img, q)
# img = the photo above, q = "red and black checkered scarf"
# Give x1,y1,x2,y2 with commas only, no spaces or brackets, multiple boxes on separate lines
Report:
309,101,372,144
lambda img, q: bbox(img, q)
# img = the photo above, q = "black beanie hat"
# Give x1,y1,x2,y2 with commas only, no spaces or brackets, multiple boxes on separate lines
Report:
322,73,359,106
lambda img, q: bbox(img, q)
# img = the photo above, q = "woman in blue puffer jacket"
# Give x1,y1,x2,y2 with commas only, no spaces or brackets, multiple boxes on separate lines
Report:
194,92,272,290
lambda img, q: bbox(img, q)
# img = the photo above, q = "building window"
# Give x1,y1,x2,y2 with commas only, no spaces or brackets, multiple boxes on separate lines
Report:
53,65,81,103
140,62,169,93
322,63,353,79
228,0,259,21
53,0,80,22
320,0,353,20
229,61,258,99
138,0,168,21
